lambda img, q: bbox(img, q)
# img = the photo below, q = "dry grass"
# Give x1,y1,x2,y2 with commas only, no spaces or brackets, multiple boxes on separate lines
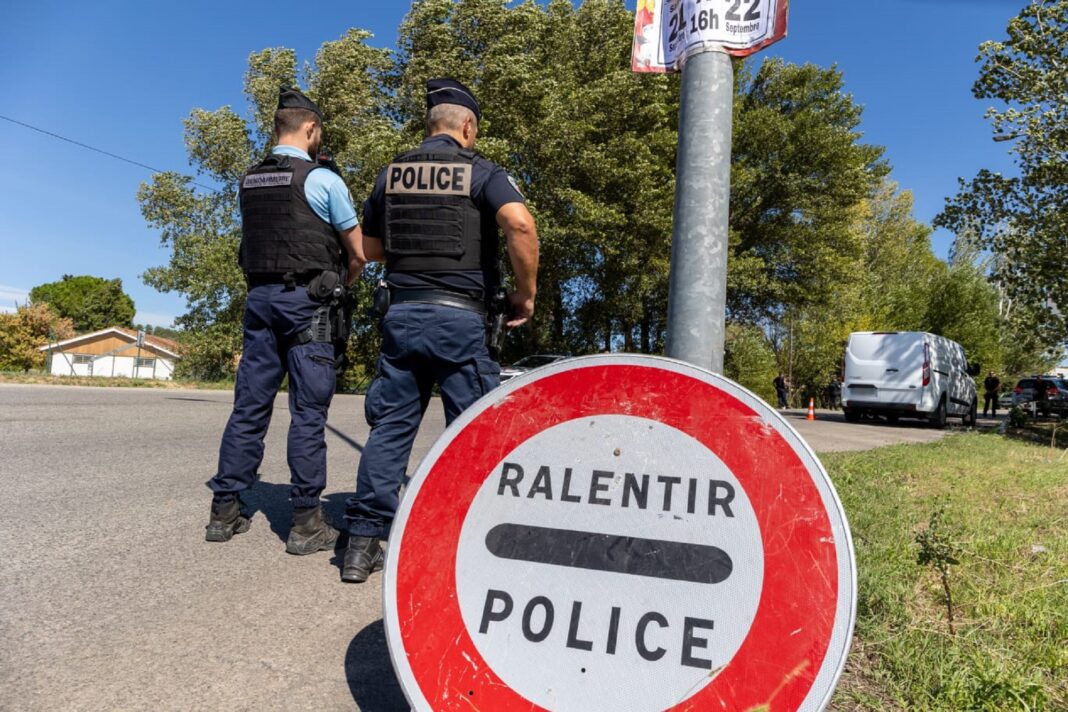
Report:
0,372,234,390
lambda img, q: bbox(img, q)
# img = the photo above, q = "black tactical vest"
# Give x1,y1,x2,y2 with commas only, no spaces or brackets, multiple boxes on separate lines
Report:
238,153,343,275
383,144,498,275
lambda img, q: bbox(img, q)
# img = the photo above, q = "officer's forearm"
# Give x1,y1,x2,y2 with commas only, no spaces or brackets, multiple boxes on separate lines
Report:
498,204,539,299
507,230,538,299
339,226,367,266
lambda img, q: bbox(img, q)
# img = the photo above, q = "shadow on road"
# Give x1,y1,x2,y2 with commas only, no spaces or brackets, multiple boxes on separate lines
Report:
786,409,991,431
346,619,408,711
327,423,364,452
241,483,352,551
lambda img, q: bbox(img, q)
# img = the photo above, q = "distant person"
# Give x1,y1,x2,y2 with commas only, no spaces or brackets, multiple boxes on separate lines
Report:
982,371,1000,417
773,373,789,409
1032,375,1049,416
204,88,363,559
826,374,842,410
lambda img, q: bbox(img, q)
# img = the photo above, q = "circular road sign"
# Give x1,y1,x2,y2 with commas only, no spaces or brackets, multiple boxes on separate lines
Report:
384,354,856,712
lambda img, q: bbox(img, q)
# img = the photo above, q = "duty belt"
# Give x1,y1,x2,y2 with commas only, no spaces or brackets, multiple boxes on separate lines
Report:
246,271,318,288
390,288,486,315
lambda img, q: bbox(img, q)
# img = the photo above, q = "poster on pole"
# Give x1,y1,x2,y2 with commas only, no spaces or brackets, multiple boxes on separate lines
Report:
632,0,789,73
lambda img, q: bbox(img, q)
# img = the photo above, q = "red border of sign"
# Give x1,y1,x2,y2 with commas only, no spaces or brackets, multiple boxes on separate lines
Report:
392,362,839,710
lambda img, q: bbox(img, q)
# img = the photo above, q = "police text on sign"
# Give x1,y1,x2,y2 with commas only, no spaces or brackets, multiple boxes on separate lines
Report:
453,415,764,711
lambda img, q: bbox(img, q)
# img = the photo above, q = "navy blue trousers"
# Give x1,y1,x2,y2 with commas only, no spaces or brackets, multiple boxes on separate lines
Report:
208,283,337,509
345,303,500,538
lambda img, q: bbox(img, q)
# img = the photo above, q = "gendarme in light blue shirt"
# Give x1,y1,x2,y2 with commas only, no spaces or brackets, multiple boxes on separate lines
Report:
272,145,358,232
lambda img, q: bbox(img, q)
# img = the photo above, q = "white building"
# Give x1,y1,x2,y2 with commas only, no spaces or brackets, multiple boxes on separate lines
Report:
40,327,181,380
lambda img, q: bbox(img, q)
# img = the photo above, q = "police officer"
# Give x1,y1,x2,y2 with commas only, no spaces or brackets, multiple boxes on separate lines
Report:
773,373,789,409
341,78,539,583
205,88,364,557
826,373,842,410
982,371,1000,417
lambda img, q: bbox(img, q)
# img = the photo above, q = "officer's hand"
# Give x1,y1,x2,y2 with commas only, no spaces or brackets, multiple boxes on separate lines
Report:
507,291,534,328
346,256,366,285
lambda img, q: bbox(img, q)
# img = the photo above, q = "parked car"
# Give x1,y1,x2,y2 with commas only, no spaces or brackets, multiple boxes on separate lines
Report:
841,331,979,428
1012,376,1068,416
998,390,1015,409
499,354,569,382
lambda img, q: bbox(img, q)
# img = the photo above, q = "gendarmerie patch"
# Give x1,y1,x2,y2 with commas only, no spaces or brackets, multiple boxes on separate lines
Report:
386,162,471,196
242,173,294,189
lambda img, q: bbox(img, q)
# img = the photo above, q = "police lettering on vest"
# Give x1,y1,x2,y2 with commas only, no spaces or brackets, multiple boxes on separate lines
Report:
386,163,472,196
382,147,494,275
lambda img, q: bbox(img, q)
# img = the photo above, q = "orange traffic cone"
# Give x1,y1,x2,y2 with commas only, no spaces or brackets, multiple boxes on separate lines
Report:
806,397,816,421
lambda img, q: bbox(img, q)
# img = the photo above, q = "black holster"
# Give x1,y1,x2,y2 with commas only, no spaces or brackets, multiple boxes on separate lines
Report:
486,288,508,360
291,270,355,371
369,280,390,330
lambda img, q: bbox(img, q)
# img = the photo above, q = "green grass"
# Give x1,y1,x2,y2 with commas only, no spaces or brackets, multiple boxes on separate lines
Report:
825,433,1068,711
1007,420,1068,450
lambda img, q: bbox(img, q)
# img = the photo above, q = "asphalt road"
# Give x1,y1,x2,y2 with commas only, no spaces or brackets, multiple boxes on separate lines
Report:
0,384,986,711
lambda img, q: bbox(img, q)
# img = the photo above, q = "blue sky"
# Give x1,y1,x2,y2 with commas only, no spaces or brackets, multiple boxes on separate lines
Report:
0,0,1023,328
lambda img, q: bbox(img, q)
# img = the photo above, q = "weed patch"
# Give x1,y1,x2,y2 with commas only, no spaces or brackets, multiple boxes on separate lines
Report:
825,433,1067,710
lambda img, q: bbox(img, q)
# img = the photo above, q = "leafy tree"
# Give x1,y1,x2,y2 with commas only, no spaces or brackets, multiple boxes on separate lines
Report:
856,182,943,333
936,0,1068,343
724,323,777,402
719,60,891,396
132,324,184,341
998,303,1060,376
932,240,1056,378
29,275,135,332
138,0,922,386
730,59,888,327
923,247,1001,373
392,2,885,362
172,323,241,381
392,0,678,359
138,30,394,378
0,303,75,372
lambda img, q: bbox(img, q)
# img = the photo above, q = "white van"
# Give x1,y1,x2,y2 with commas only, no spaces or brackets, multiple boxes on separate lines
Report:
842,332,979,428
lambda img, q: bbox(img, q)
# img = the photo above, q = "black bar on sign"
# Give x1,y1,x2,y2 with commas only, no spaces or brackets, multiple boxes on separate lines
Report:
484,523,732,584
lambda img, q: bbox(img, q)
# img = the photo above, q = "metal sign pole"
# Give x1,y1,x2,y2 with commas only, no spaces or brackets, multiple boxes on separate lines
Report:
136,330,144,379
665,48,733,374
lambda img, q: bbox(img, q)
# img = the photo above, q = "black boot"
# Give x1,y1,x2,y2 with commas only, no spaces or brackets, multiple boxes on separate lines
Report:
205,498,250,542
286,505,340,555
341,536,383,583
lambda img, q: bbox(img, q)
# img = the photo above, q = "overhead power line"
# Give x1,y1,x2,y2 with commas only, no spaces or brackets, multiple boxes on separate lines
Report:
0,113,221,193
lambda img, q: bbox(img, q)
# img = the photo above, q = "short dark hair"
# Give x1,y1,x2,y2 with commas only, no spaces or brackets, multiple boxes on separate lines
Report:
274,107,320,137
